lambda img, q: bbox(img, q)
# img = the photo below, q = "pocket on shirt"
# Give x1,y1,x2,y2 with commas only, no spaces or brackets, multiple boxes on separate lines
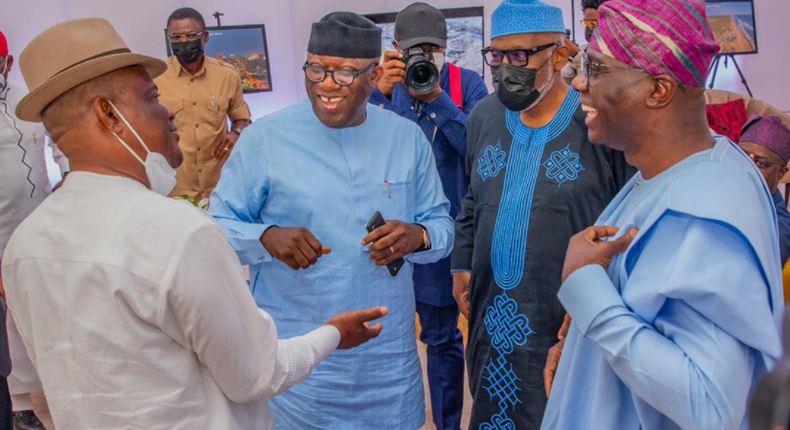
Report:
206,97,229,118
377,180,415,222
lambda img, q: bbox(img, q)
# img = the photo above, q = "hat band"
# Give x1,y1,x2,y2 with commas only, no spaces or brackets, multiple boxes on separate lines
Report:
51,48,132,79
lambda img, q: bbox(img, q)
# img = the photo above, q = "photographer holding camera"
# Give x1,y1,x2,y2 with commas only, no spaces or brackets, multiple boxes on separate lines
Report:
369,3,488,430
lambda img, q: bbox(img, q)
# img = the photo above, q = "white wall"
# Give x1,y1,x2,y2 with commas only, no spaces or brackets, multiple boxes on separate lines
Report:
2,0,788,123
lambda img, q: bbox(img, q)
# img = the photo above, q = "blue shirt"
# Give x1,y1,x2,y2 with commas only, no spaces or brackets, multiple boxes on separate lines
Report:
542,138,783,430
773,190,790,266
209,99,453,430
369,64,488,306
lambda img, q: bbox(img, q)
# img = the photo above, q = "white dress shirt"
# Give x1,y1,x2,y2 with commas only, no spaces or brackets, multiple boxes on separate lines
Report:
0,84,52,256
2,172,340,429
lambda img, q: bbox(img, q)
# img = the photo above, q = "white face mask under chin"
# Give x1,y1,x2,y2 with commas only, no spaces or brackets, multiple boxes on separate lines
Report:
106,100,177,196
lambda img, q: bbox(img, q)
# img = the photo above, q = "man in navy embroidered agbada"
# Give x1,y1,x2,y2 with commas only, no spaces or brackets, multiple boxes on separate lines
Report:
368,4,488,429
450,0,633,428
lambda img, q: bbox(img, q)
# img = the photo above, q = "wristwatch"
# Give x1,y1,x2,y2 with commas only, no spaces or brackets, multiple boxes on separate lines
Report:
232,127,243,135
415,224,431,251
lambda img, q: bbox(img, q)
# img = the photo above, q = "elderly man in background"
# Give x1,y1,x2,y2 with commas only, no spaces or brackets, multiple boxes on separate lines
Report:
0,28,67,430
2,17,386,430
542,0,783,428
156,7,250,202
210,11,453,430
738,115,790,266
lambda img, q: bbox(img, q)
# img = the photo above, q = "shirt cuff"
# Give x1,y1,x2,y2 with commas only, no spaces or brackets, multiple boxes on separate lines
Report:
227,223,275,265
451,248,473,272
309,325,341,358
557,264,625,336
422,91,459,127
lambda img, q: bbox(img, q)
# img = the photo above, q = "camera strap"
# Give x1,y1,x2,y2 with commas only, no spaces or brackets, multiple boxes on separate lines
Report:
448,63,463,111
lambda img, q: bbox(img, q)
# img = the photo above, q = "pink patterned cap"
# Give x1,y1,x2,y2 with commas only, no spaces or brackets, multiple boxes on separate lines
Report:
589,0,720,88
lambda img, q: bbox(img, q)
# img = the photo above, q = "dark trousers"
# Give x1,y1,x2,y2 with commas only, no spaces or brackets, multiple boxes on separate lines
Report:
0,377,12,430
416,301,465,430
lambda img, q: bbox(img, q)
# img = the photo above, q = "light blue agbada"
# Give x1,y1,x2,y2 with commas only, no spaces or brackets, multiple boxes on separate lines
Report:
542,137,784,430
209,98,453,430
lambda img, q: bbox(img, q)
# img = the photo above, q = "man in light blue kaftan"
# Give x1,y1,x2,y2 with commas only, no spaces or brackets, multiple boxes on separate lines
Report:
541,1,784,429
209,12,453,430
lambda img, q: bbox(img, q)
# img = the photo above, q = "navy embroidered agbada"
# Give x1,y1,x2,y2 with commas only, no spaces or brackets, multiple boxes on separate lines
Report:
452,89,634,429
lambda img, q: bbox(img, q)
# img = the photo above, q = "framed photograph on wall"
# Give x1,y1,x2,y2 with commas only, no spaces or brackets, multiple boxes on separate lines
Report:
165,24,273,93
364,7,485,78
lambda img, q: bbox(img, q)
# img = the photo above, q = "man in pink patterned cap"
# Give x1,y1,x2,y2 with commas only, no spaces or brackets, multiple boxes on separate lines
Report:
739,115,790,266
541,0,784,429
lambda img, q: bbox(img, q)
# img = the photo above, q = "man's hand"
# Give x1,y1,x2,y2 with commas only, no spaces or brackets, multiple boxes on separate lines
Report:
212,131,240,161
377,51,406,96
261,226,331,270
408,84,443,104
543,337,566,397
361,220,424,267
561,226,637,283
327,307,389,349
453,272,471,319
0,276,5,298
558,314,571,340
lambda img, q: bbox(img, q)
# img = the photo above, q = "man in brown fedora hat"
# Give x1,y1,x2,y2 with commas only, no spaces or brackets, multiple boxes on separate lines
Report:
1,17,388,430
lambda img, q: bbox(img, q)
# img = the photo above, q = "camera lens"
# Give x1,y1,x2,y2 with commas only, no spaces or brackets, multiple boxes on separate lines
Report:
406,56,439,95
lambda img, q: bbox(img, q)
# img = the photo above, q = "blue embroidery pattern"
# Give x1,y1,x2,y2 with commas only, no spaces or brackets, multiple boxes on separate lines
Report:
478,143,507,181
543,144,584,187
479,410,517,430
485,294,534,355
480,90,581,428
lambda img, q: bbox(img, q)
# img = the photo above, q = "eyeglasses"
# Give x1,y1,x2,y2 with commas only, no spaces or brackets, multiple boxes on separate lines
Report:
481,42,560,67
580,19,598,30
580,51,689,93
168,31,205,43
302,62,377,86
580,51,647,84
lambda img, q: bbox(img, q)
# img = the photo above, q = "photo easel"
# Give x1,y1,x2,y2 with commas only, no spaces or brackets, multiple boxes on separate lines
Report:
708,54,753,97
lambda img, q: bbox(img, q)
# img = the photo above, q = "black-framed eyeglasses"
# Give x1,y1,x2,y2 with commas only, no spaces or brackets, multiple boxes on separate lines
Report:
481,42,560,67
302,62,377,86
168,31,205,43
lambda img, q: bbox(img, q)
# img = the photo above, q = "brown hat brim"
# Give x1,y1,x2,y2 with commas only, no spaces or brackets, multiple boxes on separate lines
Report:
15,52,167,122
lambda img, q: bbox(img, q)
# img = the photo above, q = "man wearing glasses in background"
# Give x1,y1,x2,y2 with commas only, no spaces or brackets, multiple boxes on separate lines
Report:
156,7,250,202
562,0,609,85
451,0,633,428
209,12,453,430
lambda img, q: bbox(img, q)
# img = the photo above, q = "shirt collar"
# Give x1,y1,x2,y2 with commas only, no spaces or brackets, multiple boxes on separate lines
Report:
175,57,208,79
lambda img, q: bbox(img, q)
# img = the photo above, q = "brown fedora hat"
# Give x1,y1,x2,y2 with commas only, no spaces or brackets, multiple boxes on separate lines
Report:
15,17,167,122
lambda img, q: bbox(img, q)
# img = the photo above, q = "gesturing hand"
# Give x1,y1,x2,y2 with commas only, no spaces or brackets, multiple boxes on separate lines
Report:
361,220,424,267
327,307,389,350
561,226,637,283
261,226,331,270
543,337,565,398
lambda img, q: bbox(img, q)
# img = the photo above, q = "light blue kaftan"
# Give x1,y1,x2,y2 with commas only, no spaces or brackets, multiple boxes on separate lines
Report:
209,99,453,430
542,137,784,430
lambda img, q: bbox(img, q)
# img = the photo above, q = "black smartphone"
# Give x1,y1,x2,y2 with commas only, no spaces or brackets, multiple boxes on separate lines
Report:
365,211,405,277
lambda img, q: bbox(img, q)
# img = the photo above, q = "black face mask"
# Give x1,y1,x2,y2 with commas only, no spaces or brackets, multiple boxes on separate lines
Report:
172,39,204,65
585,27,595,42
495,58,551,112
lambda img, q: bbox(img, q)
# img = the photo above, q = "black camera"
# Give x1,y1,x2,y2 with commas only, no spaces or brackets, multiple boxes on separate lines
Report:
402,46,440,95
